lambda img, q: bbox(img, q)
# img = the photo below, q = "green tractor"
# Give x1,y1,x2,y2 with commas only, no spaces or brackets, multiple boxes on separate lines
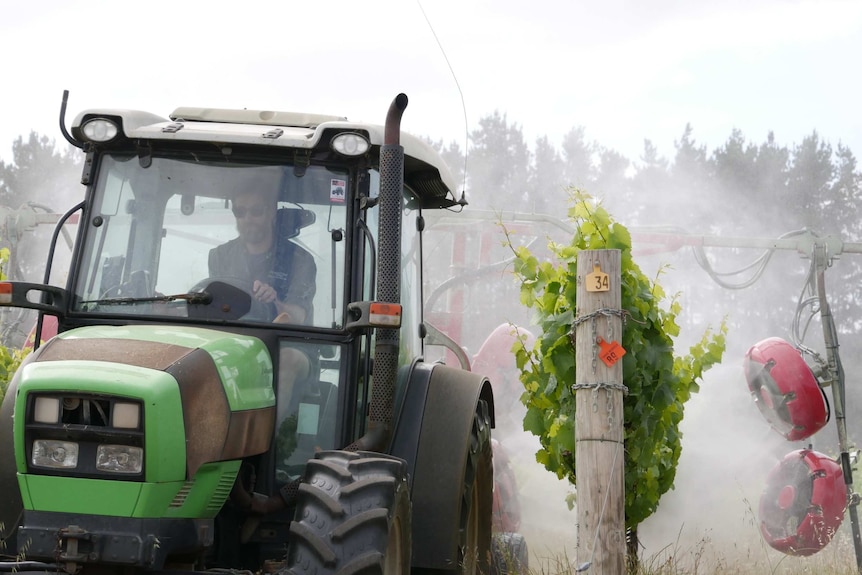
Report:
0,93,495,575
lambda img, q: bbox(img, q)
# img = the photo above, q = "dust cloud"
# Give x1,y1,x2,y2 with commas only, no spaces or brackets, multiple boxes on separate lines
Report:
424,213,862,571
493,383,579,568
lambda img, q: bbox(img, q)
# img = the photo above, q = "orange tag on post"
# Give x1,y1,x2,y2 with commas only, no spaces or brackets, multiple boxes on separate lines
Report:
0,282,11,304
597,337,626,367
586,264,610,292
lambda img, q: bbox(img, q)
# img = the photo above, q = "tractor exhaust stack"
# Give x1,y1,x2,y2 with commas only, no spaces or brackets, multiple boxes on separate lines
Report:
346,93,407,452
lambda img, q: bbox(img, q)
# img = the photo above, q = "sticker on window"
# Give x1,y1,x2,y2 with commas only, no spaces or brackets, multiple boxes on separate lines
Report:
330,179,346,203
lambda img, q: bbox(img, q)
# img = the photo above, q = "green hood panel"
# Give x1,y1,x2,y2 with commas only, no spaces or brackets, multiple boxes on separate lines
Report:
15,324,277,512
51,325,275,411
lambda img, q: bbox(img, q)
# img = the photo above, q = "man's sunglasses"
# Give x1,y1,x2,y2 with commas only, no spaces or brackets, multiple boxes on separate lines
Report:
232,205,268,218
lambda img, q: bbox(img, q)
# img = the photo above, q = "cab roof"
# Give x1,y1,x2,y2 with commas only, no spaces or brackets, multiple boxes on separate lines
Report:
71,106,461,209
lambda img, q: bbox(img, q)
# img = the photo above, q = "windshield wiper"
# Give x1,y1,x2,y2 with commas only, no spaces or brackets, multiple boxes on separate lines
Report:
80,291,213,306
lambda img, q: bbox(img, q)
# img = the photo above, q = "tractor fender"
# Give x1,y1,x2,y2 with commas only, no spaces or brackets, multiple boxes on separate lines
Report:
0,352,38,552
391,362,494,571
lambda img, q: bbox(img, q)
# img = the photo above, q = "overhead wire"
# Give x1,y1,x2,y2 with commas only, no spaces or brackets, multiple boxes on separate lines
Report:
416,0,470,210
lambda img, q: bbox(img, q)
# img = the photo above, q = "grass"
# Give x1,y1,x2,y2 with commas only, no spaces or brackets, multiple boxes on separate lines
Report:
514,495,862,575
513,540,860,574
632,531,860,575
514,528,862,575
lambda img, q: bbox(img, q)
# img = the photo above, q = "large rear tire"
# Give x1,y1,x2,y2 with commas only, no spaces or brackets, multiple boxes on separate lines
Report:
460,400,493,575
284,450,411,575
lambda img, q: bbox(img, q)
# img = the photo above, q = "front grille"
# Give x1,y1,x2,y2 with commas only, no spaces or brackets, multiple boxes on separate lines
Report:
60,397,112,426
25,393,145,481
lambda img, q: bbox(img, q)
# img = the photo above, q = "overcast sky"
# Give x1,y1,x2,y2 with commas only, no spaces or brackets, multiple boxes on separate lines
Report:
3,0,861,178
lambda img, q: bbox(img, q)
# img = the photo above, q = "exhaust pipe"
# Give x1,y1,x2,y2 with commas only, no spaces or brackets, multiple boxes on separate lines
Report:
345,94,408,452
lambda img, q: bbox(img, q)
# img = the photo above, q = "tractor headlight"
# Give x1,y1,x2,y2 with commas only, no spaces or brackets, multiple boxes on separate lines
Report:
112,402,141,429
96,444,143,474
331,132,369,157
33,396,61,423
32,439,79,469
81,118,119,143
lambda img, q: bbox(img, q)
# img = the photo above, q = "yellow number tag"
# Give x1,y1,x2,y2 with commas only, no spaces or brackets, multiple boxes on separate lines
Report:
586,264,610,292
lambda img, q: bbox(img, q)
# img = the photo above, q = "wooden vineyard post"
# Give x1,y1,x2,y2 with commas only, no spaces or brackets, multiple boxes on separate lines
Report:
575,249,625,573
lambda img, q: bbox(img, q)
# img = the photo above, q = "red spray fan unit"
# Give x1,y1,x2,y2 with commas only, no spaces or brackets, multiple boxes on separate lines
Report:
744,337,829,441
759,449,846,555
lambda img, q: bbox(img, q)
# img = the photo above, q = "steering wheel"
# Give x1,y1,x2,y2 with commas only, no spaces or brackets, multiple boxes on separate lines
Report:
188,277,274,322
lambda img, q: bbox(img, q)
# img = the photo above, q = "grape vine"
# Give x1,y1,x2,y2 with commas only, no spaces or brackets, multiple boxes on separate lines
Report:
509,190,727,528
0,247,27,403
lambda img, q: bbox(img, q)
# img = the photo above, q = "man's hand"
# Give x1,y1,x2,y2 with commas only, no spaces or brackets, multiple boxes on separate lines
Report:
252,280,277,303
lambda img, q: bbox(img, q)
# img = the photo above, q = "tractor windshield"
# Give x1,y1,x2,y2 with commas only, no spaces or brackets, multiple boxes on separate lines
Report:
72,153,349,329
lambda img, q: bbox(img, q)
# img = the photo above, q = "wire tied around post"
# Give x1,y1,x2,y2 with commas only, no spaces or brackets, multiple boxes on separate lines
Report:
572,381,629,395
571,307,633,329
570,307,643,345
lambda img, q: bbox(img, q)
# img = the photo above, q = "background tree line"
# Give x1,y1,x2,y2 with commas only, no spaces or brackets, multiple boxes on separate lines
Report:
425,112,862,343
422,112,862,445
